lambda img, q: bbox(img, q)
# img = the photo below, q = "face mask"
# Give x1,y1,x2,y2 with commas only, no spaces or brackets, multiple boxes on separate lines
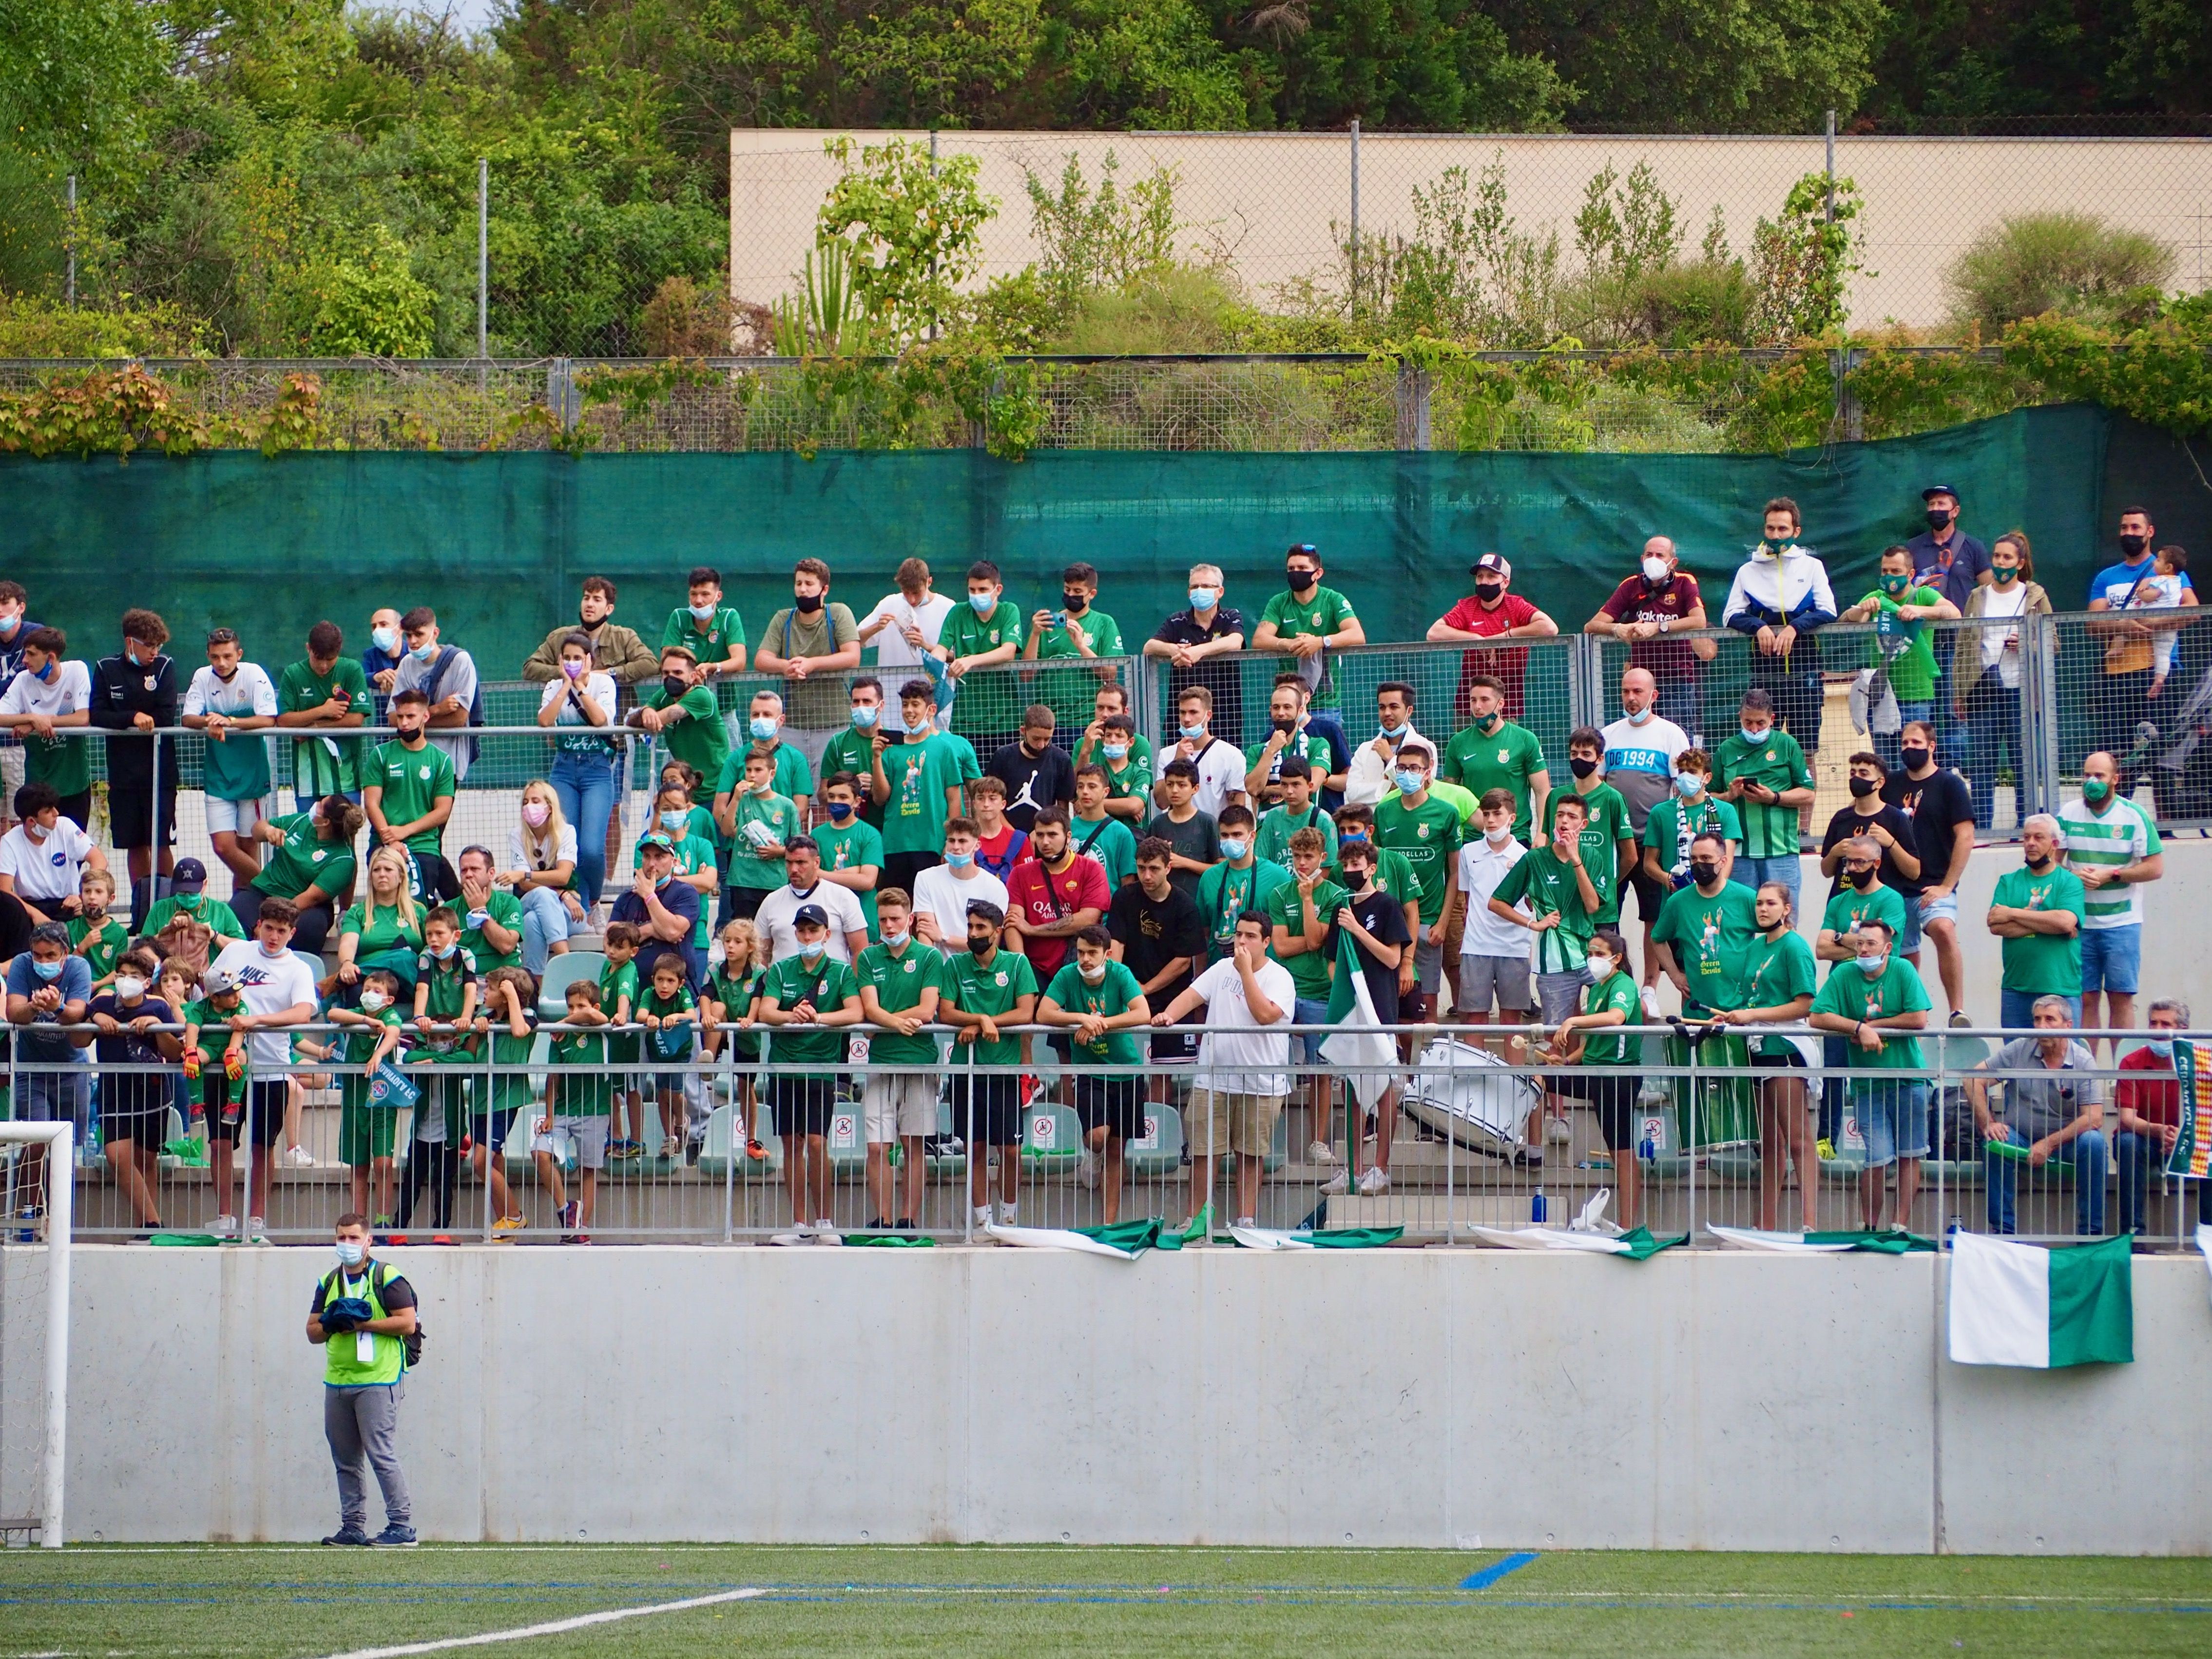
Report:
688,602,717,622
820,801,855,825
880,927,908,948
651,672,686,700
1848,774,1879,798
360,988,388,1012
1569,755,1599,780
371,625,399,654
2148,1038,2175,1058
1641,556,1670,584
522,801,550,828
34,658,55,682
1757,538,1789,559
1900,746,1931,772
1992,564,2019,584
1673,772,1703,797
1927,508,1953,530
335,1240,366,1268
407,639,436,662
0,611,18,637
1475,711,1502,733
1624,705,1652,725
793,592,824,614
2119,533,2149,558
1689,861,1720,887
260,936,286,957
967,935,993,957
1848,866,1877,890
659,811,688,832
1062,590,1088,612
22,820,43,842
798,944,825,965
1880,574,1911,597
1379,719,1409,740
2082,776,2110,802
1393,769,1424,795
431,941,456,962
1101,742,1128,761
1474,583,1505,604
945,851,975,871
968,592,997,616
562,659,589,682
31,958,61,981
1586,955,1616,980
750,717,779,741
1740,726,1771,747
1079,962,1107,984
1287,568,1318,592
1272,715,1298,735
1178,722,1207,741
1339,831,1369,847
1857,953,1888,978
2026,852,2052,872
1484,824,1512,845
114,975,147,1001
1188,588,1218,610
1220,838,1248,861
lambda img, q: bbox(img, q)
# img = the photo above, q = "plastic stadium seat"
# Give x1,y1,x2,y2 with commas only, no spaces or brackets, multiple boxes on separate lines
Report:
1021,1099,1083,1167
1126,1102,1184,1178
1265,1104,1288,1174
826,1098,867,1173
536,952,607,1022
695,1100,782,1177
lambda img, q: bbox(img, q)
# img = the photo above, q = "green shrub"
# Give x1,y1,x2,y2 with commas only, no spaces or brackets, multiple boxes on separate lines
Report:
1622,259,1756,348
1949,213,2174,331
1051,267,1254,355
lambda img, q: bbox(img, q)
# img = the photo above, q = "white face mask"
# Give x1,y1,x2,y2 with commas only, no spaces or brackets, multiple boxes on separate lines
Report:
880,927,909,947
1483,824,1513,845
1079,962,1107,984
334,1239,366,1267
1586,955,1616,979
1641,556,1670,583
360,989,389,1012
114,975,147,1001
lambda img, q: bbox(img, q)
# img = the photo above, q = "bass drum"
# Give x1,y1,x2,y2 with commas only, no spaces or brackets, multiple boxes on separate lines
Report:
1401,1038,1541,1161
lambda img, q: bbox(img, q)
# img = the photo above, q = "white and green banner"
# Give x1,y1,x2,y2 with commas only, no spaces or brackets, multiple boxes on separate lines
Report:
1947,1232,2134,1369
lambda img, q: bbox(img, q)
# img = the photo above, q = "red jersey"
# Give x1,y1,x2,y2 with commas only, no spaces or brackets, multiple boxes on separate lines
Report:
2115,1045,2181,1130
1004,853,1113,977
1441,592,1540,720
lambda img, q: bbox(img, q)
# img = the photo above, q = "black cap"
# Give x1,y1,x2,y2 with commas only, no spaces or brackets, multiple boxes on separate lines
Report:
1921,484,1960,502
792,903,829,929
171,857,208,892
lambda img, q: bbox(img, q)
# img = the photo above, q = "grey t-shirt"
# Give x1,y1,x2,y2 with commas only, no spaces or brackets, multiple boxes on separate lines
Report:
1984,1037,2103,1141
393,646,481,781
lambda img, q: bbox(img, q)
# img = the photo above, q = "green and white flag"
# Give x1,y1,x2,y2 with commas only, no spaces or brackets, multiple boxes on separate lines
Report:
1710,1226,1936,1254
1947,1232,2133,1369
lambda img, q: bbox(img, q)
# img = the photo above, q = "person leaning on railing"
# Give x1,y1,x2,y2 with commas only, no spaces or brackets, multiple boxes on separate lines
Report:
1950,531,2048,831
1722,498,1836,767
1715,882,1820,1234
1583,536,1714,736
1965,996,2108,1239
235,794,365,958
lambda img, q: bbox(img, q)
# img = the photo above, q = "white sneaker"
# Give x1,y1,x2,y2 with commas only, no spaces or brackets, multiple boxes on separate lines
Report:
1357,1165,1390,1196
997,1203,1019,1227
811,1220,841,1245
1321,1170,1349,1195
1640,983,1662,1018
972,1205,993,1230
212,1214,239,1239
1307,1140,1340,1166
286,1144,318,1168
245,1216,269,1245
790,1221,817,1240
1076,1150,1097,1189
1546,1115,1573,1146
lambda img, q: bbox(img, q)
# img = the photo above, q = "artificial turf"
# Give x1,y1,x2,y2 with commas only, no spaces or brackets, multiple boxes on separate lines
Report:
1,1543,2207,1658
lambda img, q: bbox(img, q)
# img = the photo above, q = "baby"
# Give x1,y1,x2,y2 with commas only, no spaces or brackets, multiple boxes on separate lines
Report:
2126,545,2190,698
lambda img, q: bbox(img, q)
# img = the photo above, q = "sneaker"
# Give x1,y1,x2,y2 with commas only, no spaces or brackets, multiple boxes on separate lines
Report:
1546,1115,1573,1146
211,1214,240,1240
1816,1138,1837,1162
1639,983,1662,1018
370,1524,418,1547
744,1138,768,1162
1949,1009,1972,1029
285,1144,318,1168
972,1205,993,1230
866,1216,888,1233
244,1216,269,1245
608,1139,643,1161
557,1201,579,1233
1076,1150,1098,1189
792,1221,818,1240
895,1217,917,1232
1357,1165,1391,1196
1321,1170,1349,1195
659,1137,684,1159
492,1214,526,1235
571,1232,592,1245
1307,1139,1340,1166
430,1235,454,1246
321,1528,371,1546
811,1221,841,1245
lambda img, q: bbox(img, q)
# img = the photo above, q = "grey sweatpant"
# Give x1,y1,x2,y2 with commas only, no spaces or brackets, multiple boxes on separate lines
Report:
325,1383,411,1530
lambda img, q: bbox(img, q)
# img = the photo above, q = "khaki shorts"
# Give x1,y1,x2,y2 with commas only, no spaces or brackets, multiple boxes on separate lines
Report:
863,1070,938,1143
1188,1088,1284,1159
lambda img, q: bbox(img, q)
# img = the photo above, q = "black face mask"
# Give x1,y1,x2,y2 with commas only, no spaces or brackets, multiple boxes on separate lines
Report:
661,674,689,700
1849,866,1878,889
2119,533,2149,558
577,611,600,631
2025,853,2053,873
793,592,824,614
1272,715,1298,734
1848,774,1879,798
1568,755,1599,780
1926,508,1952,530
1061,591,1088,613
967,935,994,957
1287,568,1319,592
1475,583,1505,604
1899,746,1931,771
1689,861,1720,887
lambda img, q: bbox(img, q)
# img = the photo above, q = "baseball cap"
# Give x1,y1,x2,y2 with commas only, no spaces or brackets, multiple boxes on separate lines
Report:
202,966,241,996
635,831,674,853
1470,552,1512,581
1921,483,1960,502
792,903,829,929
171,857,208,892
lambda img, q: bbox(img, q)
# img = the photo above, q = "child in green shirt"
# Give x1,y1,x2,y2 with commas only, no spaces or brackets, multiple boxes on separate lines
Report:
599,922,644,1157
540,979,614,1240
67,869,128,990
702,919,767,1161
638,954,700,1159
323,968,406,1222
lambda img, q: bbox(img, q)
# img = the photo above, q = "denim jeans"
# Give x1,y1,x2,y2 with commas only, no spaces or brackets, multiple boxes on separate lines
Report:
2115,1129,2212,1236
517,883,572,974
2000,988,2080,1032
1872,700,1933,772
550,748,619,907
1984,1127,2107,1236
1963,680,2022,830
1731,853,1800,916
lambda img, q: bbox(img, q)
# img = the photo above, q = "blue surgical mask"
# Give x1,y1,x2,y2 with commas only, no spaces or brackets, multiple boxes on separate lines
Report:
968,592,997,615
945,851,975,870
1673,772,1703,797
1220,838,1248,861
799,945,825,965
334,1239,366,1267
431,941,457,962
750,716,778,741
849,704,879,729
1101,742,1129,761
371,626,399,654
1188,587,1218,610
659,811,687,831
1379,720,1409,740
1856,953,1888,978
2148,1038,2175,1058
1393,769,1424,795
408,639,436,662
31,957,62,981
1740,726,1768,745
34,658,54,682
688,602,717,622
1178,722,1207,741
1339,830,1369,846
826,800,854,821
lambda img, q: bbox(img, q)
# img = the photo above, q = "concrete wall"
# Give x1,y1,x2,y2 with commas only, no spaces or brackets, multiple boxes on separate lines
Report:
731,130,2212,329
52,1243,2212,1551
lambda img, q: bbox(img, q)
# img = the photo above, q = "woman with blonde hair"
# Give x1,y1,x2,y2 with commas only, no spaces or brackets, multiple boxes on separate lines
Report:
1954,529,2052,829
501,779,577,972
336,844,425,995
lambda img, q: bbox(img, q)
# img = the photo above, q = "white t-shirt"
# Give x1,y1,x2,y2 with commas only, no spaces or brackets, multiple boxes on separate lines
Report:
1976,584,2030,688
0,818,96,903
861,591,955,669
0,659,91,728
753,880,868,965
207,938,321,1069
182,661,280,789
508,822,580,878
911,864,1009,954
394,646,482,780
1174,736,1247,818
1599,712,1693,830
1457,835,1534,957
1191,955,1297,1097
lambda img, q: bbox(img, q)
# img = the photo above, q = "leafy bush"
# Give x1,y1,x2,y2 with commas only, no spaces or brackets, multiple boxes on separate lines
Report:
1948,213,2174,332
1051,267,1253,354
0,294,207,358
1619,259,1756,348
1025,151,1179,322
817,135,994,347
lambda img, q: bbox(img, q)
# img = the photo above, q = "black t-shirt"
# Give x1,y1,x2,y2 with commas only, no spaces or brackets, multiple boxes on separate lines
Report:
1145,808,1221,899
310,1263,418,1315
1109,881,1206,1003
1328,885,1412,1025
1818,802,1924,900
1150,607,1248,742
1882,767,1974,889
88,993,176,1114
984,740,1076,831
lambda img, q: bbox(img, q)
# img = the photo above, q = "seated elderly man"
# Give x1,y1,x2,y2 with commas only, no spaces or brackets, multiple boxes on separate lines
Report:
2114,997,2209,1246
1965,995,2108,1237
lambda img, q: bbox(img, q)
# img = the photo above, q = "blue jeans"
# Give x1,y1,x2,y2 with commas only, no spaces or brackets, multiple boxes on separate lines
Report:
517,883,572,974
1292,996,1331,1065
1985,1127,2107,1236
2116,1129,2212,1236
1962,680,2022,830
550,749,619,908
2000,988,2080,1033
1872,700,1933,772
1654,678,1702,743
1731,853,1800,916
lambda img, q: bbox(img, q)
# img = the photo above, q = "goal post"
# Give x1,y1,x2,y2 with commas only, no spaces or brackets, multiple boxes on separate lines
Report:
0,1121,72,1549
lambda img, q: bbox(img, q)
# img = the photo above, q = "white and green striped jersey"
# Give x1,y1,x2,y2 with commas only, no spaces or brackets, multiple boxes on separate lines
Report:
2058,796,2160,928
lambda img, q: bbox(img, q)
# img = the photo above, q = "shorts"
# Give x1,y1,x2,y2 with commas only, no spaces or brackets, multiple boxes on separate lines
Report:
1074,1074,1144,1142
1292,996,1332,1063
1536,967,1591,1026
1458,954,1536,1017
204,794,271,837
1626,868,1670,927
1412,937,1443,994
15,1066,87,1123
951,1072,1023,1146
1915,889,1958,929
204,1079,289,1147
339,1100,400,1164
108,780,178,849
470,1108,514,1152
1151,1018,1200,1063
772,1076,840,1139
2079,923,2140,996
1188,1088,1284,1159
864,1070,939,1142
100,1101,173,1149
549,1114,610,1171
1898,894,1924,956
1548,1071,1639,1151
1849,1077,1930,1168
651,1069,693,1096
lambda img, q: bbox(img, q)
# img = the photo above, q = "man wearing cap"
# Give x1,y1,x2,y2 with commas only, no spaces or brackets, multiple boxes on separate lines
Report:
1903,484,1990,766
140,856,248,961
1426,553,1558,726
608,833,703,990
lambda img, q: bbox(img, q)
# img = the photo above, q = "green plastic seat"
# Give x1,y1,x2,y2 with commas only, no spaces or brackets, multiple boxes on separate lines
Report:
535,951,607,1022
695,1100,782,1177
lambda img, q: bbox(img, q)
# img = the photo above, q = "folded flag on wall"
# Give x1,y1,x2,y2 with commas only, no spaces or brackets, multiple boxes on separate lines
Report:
1710,1227,1937,1254
1947,1231,2133,1368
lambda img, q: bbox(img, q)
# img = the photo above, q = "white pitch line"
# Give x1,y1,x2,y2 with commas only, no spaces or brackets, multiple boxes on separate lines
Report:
310,1589,767,1659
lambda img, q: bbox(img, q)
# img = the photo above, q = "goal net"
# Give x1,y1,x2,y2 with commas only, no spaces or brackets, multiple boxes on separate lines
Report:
0,1122,72,1548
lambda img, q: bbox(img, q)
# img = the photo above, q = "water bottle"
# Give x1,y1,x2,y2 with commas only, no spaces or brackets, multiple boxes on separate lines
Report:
1530,1186,1547,1224
1637,1137,1656,1163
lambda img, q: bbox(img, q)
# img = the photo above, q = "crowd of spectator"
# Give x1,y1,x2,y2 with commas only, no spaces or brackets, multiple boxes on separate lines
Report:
1,484,2207,1245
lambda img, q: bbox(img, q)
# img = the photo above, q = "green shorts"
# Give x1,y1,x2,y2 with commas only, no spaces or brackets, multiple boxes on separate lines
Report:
339,1099,399,1165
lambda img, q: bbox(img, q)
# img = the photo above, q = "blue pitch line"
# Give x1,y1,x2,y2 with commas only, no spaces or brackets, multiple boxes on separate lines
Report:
1460,1553,1540,1590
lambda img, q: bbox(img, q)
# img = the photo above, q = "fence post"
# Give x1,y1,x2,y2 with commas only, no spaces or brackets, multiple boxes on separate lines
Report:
64,175,77,308
1348,119,1361,314
547,358,577,432
1568,635,1607,734
1394,365,1431,451
476,158,489,361
1834,346,1864,442
2027,611,2060,818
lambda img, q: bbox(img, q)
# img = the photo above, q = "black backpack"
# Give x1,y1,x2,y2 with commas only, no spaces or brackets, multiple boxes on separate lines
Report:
325,1262,426,1369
